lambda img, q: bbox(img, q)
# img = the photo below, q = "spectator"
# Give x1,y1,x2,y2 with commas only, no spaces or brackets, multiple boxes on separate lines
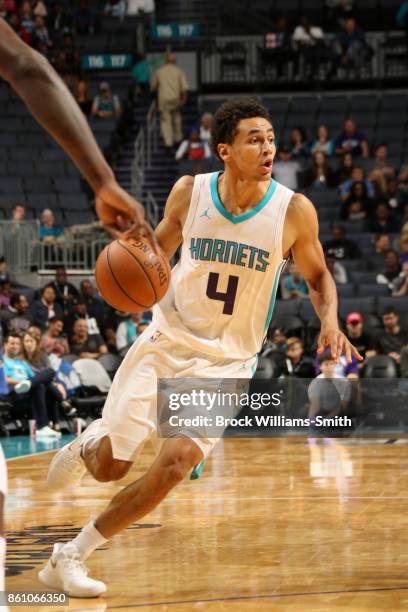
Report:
32,14,51,48
70,318,108,359
261,16,294,79
366,202,400,234
340,167,375,201
272,145,301,190
290,127,309,160
281,337,315,378
39,209,64,243
200,113,213,144
261,326,288,358
32,0,47,18
292,16,326,79
104,0,126,18
19,1,34,34
131,53,159,95
151,52,189,151
175,128,211,161
127,0,154,15
4,333,60,438
0,293,31,337
116,312,142,352
367,144,396,195
48,2,71,42
308,352,352,421
340,181,372,220
11,203,25,223
75,79,92,117
325,251,348,284
394,223,408,259
41,317,69,356
8,13,30,43
334,151,354,186
331,17,371,78
334,118,369,158
73,0,95,35
281,262,309,299
79,280,105,331
391,261,408,297
0,276,14,309
303,151,335,189
375,307,408,363
28,325,42,342
323,225,362,259
376,249,401,285
65,297,101,337
30,286,63,331
310,124,334,157
344,312,376,360
367,233,390,270
47,265,79,316
91,82,121,119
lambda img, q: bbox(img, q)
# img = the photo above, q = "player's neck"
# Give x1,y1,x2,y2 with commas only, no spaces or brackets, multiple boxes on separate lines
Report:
218,170,271,215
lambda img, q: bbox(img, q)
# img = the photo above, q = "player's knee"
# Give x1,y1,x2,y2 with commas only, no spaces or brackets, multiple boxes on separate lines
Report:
93,460,131,483
161,443,202,487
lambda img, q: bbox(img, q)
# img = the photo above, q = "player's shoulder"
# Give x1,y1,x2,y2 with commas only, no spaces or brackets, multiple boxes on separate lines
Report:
286,191,317,220
171,174,195,198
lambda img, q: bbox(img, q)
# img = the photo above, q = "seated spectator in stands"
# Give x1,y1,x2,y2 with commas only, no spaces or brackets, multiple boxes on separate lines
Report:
73,0,95,35
367,233,390,270
4,333,60,438
310,124,334,157
391,261,408,297
303,151,335,190
292,16,326,79
48,2,71,43
0,293,31,337
32,14,51,49
261,16,294,80
65,297,101,337
32,0,47,17
8,13,31,43
0,276,14,309
272,145,301,190
175,128,211,162
344,312,376,360
47,265,79,317
366,202,400,234
367,144,396,196
11,203,25,222
80,280,105,330
323,224,362,259
340,167,374,201
334,118,369,158
116,312,142,352
261,326,287,357
376,249,401,286
19,1,34,34
340,181,372,220
39,209,64,243
41,317,69,356
334,151,354,187
375,307,408,364
30,286,63,331
308,352,352,422
200,113,213,144
70,318,108,359
74,79,92,117
394,223,408,263
281,262,309,299
325,251,348,284
28,325,42,342
290,127,309,160
331,17,370,78
91,82,121,119
104,0,126,18
281,337,315,378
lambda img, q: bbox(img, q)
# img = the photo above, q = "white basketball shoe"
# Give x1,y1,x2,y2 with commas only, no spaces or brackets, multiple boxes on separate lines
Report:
47,419,102,491
38,543,107,598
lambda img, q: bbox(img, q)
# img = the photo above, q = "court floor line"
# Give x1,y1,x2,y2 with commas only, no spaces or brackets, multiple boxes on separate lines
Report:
101,585,408,609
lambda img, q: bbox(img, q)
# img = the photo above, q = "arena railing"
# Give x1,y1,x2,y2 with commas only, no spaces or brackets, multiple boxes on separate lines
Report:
0,220,40,275
39,233,111,271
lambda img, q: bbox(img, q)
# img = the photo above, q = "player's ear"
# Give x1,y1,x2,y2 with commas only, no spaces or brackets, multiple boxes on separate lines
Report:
217,143,230,163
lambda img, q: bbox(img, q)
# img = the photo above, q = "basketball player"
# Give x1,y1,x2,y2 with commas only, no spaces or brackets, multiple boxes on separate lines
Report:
0,16,154,596
39,98,362,597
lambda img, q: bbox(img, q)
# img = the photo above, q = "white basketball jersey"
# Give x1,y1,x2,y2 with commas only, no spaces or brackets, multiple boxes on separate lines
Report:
153,171,293,360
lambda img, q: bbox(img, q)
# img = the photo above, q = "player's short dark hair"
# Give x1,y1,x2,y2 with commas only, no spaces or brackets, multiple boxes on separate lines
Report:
211,98,271,160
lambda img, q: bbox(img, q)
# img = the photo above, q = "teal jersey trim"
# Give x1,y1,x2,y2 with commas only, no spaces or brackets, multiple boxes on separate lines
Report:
210,171,277,224
263,259,286,333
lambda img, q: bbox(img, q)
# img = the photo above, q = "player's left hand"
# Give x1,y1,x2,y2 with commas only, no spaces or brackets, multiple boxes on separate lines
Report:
317,325,363,364
95,180,158,248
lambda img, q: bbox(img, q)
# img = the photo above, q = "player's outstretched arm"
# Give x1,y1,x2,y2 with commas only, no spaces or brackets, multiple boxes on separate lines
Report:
154,176,194,259
285,193,363,364
0,17,153,242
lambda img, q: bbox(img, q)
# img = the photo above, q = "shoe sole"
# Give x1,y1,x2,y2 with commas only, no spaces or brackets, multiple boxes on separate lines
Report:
38,566,107,598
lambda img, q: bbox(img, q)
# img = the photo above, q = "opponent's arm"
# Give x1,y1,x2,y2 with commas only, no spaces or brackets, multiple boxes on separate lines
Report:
154,176,193,259
284,193,362,363
0,18,153,242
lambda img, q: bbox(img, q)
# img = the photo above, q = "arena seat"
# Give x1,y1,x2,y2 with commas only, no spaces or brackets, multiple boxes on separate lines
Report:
339,297,375,318
362,355,399,378
377,297,408,314
356,284,389,297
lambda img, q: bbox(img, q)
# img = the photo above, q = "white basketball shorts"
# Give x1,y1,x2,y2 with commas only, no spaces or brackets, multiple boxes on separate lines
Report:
98,324,255,462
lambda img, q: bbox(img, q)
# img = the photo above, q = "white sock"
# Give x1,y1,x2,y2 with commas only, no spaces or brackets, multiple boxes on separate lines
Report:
64,521,107,561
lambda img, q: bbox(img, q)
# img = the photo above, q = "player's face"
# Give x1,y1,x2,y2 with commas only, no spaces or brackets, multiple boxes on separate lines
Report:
224,118,276,181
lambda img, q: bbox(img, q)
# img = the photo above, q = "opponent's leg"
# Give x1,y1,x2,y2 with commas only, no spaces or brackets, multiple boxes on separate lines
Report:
40,437,202,597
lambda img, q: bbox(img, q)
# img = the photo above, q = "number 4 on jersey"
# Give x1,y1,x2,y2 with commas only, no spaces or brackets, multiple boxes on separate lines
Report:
206,272,239,315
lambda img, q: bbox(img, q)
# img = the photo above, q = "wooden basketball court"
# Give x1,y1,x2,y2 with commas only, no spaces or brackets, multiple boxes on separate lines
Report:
5,437,408,611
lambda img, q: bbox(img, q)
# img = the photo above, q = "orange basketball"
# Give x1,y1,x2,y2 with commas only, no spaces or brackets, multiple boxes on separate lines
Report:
94,238,171,313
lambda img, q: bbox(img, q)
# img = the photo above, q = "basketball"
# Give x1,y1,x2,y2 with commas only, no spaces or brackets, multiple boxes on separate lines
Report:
94,238,171,312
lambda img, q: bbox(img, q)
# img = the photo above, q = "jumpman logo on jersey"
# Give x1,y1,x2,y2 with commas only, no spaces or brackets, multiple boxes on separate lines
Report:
200,207,211,220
